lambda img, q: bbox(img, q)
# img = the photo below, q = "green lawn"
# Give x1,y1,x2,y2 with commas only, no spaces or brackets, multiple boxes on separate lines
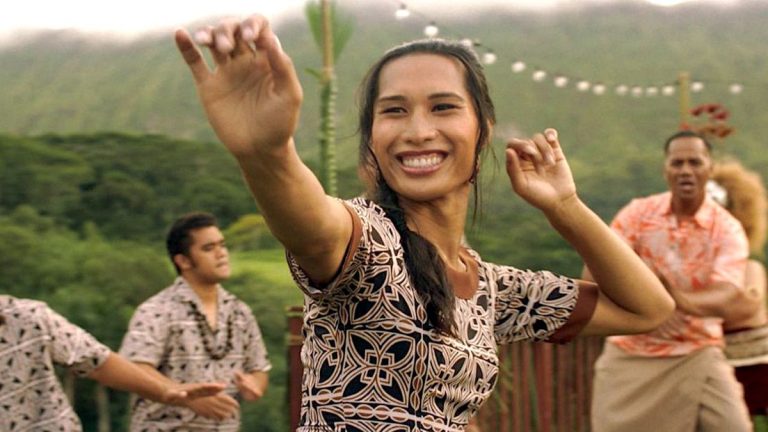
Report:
227,248,305,431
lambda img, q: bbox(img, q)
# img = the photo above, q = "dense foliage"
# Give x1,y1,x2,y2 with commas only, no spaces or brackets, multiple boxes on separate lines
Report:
2,1,767,430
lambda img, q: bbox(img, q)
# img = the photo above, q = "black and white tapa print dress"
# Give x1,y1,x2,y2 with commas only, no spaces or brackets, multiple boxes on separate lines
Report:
288,198,597,432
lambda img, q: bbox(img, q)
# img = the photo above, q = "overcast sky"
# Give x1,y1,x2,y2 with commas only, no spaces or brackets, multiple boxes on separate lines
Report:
0,0,732,40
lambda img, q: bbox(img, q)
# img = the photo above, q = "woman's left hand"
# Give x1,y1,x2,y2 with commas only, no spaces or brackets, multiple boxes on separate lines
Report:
505,128,576,212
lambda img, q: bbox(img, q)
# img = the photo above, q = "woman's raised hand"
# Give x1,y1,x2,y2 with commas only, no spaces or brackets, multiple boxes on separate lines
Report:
505,128,577,212
175,15,303,158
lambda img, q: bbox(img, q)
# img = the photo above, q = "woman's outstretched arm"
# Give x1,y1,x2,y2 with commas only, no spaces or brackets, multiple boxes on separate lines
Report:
506,128,675,335
175,15,350,284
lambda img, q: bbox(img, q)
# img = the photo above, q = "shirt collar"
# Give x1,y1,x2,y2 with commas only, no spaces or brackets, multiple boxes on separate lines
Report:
170,276,232,308
661,191,716,229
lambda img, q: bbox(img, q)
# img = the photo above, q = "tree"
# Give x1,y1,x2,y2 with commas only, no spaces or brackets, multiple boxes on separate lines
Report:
305,0,353,197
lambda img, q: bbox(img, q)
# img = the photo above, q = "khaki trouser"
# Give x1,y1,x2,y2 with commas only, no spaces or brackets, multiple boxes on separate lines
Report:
591,343,752,432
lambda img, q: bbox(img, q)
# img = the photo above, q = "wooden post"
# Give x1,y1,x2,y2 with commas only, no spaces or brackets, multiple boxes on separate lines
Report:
678,71,690,128
286,305,304,431
534,343,553,432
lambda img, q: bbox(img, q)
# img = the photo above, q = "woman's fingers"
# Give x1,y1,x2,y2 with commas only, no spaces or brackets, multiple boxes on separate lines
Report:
505,147,524,185
506,138,543,166
506,128,561,170
531,134,554,166
242,15,301,95
174,29,210,84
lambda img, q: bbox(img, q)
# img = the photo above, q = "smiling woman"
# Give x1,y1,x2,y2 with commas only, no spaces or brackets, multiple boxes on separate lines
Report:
173,13,675,431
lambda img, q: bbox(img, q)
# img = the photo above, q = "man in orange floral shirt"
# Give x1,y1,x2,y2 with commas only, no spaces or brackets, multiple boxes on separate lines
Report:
587,131,760,432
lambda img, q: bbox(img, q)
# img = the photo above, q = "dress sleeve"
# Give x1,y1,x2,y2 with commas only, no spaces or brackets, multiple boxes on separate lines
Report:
286,200,372,299
241,305,272,373
42,304,111,377
493,266,596,345
118,301,170,367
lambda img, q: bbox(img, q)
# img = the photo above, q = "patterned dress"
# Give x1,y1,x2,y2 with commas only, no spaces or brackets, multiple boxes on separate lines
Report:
119,278,272,431
0,295,111,432
288,198,597,431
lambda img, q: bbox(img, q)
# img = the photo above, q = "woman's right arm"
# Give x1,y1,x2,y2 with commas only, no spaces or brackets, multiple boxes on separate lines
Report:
175,15,350,283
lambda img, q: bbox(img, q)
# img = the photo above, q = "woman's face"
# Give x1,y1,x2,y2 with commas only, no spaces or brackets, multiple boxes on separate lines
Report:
371,53,480,203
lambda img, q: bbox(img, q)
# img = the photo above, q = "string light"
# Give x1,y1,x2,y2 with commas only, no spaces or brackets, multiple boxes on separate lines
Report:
482,50,497,65
576,80,591,92
691,81,704,92
390,1,759,99
662,85,676,96
592,83,607,95
423,21,439,38
511,61,526,73
395,3,411,19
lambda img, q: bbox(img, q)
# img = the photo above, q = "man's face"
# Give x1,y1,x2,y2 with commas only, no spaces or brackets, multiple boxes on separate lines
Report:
178,226,230,284
664,136,712,205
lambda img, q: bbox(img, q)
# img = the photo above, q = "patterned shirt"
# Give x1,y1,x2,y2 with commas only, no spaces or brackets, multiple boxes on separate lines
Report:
288,198,597,431
119,278,272,431
608,192,749,357
0,295,111,432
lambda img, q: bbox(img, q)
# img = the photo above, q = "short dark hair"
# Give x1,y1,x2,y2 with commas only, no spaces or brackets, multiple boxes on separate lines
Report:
664,130,712,153
166,212,218,274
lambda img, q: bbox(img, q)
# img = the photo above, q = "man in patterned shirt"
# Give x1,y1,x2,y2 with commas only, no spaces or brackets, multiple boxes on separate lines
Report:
120,212,271,431
0,295,225,432
588,131,760,432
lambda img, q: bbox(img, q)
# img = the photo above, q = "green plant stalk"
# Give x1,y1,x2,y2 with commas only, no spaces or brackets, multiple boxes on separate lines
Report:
319,75,338,197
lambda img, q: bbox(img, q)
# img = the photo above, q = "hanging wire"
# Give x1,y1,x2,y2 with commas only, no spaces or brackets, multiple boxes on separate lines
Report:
386,0,758,98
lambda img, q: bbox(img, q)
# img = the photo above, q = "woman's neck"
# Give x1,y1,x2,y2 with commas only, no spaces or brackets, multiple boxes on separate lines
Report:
399,193,469,265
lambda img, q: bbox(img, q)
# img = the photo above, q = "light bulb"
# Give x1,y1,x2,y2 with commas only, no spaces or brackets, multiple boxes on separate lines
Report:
691,81,704,92
395,4,410,19
576,80,590,92
554,76,568,88
482,51,497,65
424,22,439,38
511,61,526,73
532,70,547,82
592,84,606,95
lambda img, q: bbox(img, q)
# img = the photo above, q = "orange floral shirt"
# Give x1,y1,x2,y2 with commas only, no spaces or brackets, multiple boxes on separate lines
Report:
607,192,748,357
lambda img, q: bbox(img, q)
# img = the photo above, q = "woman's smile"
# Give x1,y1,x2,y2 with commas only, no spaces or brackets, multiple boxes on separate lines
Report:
398,151,447,173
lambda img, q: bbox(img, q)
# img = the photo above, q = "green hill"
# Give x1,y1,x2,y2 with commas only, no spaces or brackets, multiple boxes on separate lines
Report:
2,1,767,193
2,2,768,429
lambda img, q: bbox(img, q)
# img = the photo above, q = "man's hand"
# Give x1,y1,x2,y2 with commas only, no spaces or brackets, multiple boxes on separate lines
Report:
162,382,226,405
235,370,268,401
184,393,240,421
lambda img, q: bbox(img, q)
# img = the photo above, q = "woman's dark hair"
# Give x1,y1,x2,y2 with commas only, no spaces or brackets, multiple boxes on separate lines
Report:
357,39,496,336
